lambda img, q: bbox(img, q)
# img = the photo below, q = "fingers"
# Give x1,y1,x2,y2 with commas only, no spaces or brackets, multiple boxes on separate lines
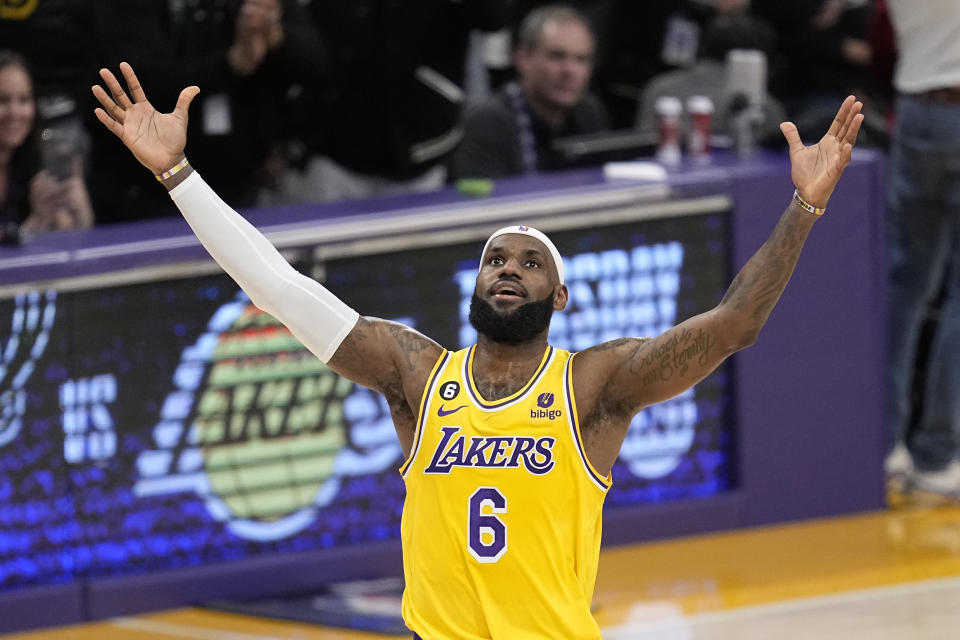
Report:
842,112,865,147
93,106,124,138
828,139,855,177
835,100,863,142
119,62,148,104
91,84,124,125
826,95,856,138
842,142,853,165
174,86,201,120
834,141,854,174
97,67,131,113
779,121,804,154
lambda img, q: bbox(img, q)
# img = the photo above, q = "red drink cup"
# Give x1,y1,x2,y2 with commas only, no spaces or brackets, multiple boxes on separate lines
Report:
686,95,713,163
655,96,683,166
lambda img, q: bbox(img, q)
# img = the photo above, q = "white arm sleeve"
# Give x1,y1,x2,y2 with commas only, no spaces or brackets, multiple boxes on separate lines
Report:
168,171,359,362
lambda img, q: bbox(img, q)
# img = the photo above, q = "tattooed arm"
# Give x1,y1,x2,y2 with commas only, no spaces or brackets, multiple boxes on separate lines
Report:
574,96,864,474
328,318,444,454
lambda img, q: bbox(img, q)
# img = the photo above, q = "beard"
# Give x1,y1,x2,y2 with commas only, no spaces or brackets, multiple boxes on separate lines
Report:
468,291,555,345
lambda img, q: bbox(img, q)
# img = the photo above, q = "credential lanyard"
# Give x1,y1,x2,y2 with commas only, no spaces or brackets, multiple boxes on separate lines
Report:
505,82,538,175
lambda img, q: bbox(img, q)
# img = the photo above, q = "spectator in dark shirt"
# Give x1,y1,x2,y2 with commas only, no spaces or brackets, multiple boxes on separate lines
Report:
572,0,751,128
753,0,875,123
90,0,325,223
450,4,609,180
272,0,511,204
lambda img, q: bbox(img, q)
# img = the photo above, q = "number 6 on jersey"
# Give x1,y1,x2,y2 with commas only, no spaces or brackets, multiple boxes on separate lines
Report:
468,487,507,562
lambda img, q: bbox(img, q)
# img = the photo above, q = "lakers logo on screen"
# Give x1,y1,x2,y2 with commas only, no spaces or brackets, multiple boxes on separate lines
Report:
134,292,402,541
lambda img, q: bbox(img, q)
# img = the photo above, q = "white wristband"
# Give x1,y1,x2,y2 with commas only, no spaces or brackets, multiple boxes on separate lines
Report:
169,172,359,362
792,190,826,216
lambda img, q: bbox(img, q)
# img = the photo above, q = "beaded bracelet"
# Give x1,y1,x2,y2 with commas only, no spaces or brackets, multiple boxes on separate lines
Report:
155,157,190,182
793,189,826,216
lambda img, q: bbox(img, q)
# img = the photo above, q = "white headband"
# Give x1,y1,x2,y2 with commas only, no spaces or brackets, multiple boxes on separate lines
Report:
480,225,565,284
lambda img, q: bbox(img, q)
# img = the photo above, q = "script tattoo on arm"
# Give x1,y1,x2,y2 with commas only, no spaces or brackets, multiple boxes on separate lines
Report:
578,330,718,473
629,327,716,387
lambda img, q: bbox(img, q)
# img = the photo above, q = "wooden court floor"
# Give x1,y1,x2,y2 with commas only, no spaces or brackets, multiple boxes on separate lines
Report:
6,497,960,639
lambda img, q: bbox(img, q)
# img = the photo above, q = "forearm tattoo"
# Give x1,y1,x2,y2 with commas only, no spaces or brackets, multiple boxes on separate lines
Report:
721,207,814,339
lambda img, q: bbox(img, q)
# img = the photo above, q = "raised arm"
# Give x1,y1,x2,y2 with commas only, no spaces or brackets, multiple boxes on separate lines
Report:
91,63,443,450
575,96,864,472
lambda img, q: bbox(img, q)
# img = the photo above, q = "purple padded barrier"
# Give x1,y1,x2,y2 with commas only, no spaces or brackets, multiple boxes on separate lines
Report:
0,583,83,634
85,540,404,619
726,151,887,527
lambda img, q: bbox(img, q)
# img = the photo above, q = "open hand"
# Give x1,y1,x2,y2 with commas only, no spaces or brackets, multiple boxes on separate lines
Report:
780,95,864,209
92,62,199,176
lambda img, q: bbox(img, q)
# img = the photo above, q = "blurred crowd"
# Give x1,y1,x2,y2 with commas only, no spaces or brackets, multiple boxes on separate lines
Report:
0,0,894,232
3,1,960,498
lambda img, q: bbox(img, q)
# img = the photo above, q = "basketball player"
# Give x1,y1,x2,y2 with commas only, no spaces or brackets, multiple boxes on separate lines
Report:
93,63,863,639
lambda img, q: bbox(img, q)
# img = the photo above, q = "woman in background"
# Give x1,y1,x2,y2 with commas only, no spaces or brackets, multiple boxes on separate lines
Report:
0,49,93,239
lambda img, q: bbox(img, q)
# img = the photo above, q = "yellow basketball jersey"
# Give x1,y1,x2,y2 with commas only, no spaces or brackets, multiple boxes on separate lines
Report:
399,345,611,639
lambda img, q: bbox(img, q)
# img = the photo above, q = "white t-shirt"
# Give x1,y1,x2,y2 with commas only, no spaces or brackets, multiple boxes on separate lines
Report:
888,0,960,93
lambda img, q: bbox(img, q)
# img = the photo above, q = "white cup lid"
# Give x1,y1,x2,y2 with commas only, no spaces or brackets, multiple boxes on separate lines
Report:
687,95,714,114
655,96,683,116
